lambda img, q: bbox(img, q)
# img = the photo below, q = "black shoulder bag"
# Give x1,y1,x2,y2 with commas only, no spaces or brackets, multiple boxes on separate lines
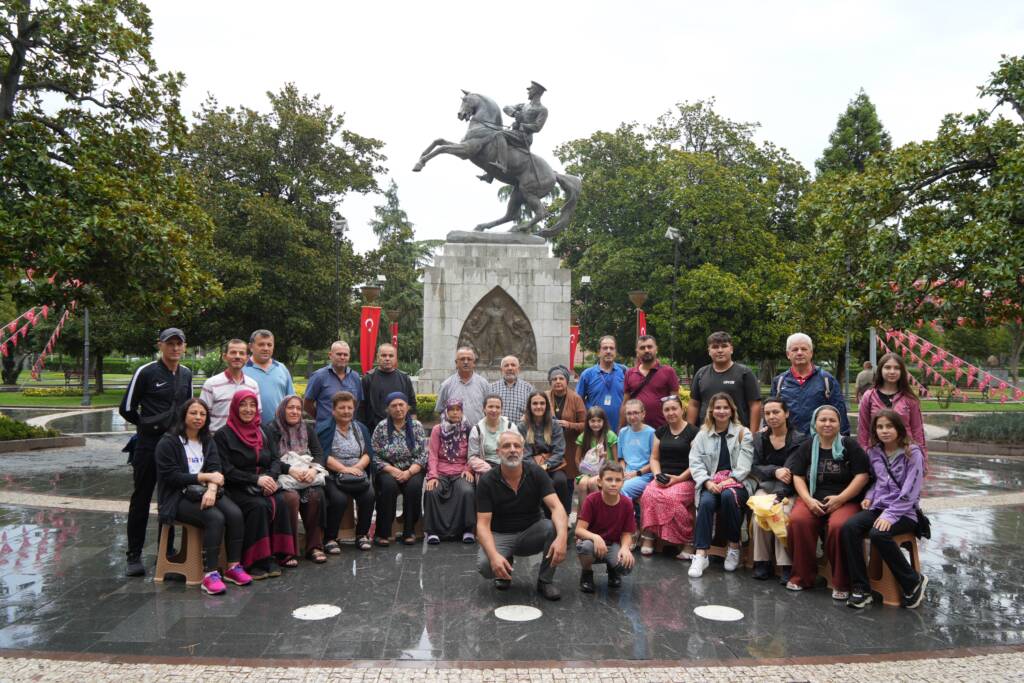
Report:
879,453,930,539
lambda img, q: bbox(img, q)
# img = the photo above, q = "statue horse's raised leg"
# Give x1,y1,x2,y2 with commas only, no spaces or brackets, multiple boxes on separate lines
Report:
413,138,483,172
475,187,523,231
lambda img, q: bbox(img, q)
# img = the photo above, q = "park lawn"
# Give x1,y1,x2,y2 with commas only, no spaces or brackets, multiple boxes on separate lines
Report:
918,400,1024,412
0,392,125,407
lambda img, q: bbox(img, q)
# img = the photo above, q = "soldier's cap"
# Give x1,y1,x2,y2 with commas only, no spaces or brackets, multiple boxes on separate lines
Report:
530,81,547,93
158,327,186,343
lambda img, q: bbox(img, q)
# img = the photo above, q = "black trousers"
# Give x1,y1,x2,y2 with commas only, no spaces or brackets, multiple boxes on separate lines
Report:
127,440,158,558
841,508,920,595
174,496,245,572
322,478,375,539
375,471,424,538
542,470,570,520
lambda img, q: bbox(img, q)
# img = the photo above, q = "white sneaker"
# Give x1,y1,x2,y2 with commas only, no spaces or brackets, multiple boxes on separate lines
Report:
724,547,741,572
568,511,577,527
688,554,710,578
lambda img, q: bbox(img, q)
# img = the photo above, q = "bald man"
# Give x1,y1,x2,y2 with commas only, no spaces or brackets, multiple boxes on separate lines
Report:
304,341,363,424
488,355,535,422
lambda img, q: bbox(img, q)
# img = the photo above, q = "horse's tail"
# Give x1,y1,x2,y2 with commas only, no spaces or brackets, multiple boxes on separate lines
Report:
539,173,581,238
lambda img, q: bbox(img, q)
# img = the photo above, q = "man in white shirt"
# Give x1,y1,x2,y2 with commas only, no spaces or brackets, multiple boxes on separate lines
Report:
199,339,260,431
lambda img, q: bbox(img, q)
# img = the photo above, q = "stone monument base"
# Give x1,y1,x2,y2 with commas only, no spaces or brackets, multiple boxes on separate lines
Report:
418,238,571,394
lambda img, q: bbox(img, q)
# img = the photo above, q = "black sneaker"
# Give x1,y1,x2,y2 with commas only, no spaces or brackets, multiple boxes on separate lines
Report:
607,568,622,588
493,578,511,591
579,571,595,594
125,555,145,577
847,592,873,609
536,581,561,601
778,565,792,586
904,574,928,609
752,561,772,580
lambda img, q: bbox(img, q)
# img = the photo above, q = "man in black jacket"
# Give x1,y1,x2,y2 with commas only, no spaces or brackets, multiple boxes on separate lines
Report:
119,328,194,576
359,343,416,433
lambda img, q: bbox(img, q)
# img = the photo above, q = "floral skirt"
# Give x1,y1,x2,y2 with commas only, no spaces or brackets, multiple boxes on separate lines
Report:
640,480,696,545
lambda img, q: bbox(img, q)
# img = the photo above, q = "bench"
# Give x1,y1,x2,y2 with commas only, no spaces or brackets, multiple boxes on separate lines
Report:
63,369,97,386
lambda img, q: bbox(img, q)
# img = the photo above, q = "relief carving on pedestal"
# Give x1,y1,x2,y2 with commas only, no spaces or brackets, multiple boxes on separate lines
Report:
457,287,537,369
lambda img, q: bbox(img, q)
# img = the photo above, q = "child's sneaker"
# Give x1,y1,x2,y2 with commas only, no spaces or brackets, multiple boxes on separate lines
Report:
201,571,226,595
831,589,850,601
904,575,928,609
847,592,873,609
688,555,710,578
223,565,253,586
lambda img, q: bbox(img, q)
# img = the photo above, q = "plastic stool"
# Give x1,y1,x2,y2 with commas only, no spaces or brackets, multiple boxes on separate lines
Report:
869,532,921,606
154,523,205,585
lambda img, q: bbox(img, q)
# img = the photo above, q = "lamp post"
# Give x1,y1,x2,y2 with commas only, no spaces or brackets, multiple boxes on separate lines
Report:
80,307,90,407
330,216,348,338
579,275,591,348
665,226,682,363
628,290,647,346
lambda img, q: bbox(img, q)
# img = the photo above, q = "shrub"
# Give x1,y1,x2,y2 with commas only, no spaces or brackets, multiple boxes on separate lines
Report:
22,387,84,397
416,394,438,422
0,414,59,441
948,413,1024,444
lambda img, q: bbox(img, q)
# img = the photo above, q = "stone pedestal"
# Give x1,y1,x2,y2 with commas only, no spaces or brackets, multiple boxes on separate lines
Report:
418,240,571,393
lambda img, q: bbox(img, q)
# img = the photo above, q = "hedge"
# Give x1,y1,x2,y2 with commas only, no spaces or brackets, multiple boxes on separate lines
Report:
948,413,1024,444
23,387,84,397
0,414,58,441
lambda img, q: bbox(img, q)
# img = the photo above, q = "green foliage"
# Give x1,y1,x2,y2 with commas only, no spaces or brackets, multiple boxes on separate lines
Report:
182,84,386,363
553,100,809,366
794,54,1024,383
0,414,58,440
0,0,220,314
948,413,1024,444
815,90,892,175
362,181,440,367
195,353,225,378
415,394,437,422
22,386,82,397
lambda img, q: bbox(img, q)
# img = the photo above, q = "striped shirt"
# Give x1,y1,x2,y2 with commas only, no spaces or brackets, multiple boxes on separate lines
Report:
487,378,535,423
200,371,261,432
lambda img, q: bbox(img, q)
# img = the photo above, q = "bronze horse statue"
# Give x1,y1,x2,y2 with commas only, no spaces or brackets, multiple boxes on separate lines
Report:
412,91,580,237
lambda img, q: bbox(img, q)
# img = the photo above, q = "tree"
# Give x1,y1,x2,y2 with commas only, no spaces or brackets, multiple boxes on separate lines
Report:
183,84,386,363
553,100,810,369
795,54,1024,383
815,89,892,176
1,0,219,315
362,181,441,368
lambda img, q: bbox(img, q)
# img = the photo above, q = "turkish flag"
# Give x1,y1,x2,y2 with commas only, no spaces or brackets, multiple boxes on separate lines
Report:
391,321,399,351
359,306,381,372
569,325,579,370
637,310,647,339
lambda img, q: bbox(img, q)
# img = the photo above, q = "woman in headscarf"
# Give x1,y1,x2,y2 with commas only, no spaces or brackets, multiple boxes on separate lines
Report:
784,404,870,599
214,390,298,579
370,391,428,545
545,365,586,488
264,394,328,563
423,399,477,544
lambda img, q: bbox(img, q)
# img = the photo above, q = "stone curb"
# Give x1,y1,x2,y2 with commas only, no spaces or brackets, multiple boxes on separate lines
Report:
0,435,86,453
927,439,1024,457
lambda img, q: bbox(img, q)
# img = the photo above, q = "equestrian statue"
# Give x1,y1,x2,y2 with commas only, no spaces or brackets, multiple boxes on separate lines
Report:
412,81,581,238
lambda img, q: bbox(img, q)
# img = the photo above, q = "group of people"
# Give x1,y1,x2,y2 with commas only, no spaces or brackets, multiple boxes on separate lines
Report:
120,326,929,609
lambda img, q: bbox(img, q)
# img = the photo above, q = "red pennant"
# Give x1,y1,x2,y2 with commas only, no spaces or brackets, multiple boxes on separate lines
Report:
1014,388,1024,400
569,324,579,369
41,305,49,319
6,321,14,334
1001,395,1009,404
920,341,932,357
0,343,7,357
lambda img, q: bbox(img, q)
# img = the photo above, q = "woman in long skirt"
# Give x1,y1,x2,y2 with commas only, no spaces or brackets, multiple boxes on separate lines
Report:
423,399,477,544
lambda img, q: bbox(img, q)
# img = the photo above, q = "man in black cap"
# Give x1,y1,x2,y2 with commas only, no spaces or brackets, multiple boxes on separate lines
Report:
480,81,549,182
119,327,194,576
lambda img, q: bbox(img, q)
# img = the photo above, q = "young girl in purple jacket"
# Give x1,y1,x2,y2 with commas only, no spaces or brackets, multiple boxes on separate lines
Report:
840,409,927,609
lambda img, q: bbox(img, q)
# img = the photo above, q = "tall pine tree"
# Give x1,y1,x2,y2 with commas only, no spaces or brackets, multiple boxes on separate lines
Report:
816,89,892,175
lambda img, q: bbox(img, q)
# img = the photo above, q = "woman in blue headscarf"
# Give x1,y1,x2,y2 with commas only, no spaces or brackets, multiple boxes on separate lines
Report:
370,391,427,545
783,404,870,599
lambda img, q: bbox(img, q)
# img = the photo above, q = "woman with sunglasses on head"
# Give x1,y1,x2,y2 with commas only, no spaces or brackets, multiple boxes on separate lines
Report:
155,398,252,595
639,394,697,557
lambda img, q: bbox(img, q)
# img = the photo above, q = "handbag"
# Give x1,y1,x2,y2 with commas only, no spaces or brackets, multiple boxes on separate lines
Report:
878,450,931,540
333,470,370,494
182,484,222,502
579,442,605,476
278,451,327,491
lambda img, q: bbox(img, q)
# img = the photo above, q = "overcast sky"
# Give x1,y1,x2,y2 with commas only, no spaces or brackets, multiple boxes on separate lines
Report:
148,1,1024,254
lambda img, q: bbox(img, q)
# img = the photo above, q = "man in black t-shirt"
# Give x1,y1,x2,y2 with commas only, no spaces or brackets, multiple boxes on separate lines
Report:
688,331,761,432
476,431,568,600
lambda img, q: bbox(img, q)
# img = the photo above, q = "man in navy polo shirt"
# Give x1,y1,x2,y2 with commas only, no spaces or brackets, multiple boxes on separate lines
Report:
305,340,362,424
621,335,679,429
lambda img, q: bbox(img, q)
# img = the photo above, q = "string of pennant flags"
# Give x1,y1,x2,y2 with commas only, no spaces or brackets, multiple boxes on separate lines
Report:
0,304,76,381
882,330,1024,404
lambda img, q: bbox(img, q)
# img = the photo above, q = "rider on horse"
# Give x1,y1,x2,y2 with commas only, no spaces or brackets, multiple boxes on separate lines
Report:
479,81,548,183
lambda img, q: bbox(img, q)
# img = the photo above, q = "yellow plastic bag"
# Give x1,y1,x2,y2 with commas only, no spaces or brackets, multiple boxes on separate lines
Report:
747,493,789,542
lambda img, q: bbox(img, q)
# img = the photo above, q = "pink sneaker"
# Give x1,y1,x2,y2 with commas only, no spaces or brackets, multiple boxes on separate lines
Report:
223,565,253,586
201,571,226,595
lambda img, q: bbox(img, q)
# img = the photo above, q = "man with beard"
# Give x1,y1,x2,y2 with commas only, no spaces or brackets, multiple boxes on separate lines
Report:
621,335,679,429
475,430,568,600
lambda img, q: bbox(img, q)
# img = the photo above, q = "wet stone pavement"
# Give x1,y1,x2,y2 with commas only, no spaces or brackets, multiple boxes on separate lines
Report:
0,434,1022,666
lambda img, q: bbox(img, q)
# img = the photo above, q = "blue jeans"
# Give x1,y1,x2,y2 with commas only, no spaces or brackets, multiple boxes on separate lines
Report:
621,472,653,500
694,487,749,550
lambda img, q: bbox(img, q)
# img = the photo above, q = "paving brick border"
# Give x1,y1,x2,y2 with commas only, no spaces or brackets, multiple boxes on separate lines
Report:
0,435,86,454
927,439,1024,457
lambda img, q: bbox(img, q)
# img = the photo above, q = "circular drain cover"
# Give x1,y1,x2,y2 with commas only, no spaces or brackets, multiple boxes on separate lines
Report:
494,605,542,622
694,605,744,622
292,604,342,620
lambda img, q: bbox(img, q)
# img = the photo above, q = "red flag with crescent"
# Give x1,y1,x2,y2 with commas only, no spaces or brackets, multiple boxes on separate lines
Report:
637,310,647,340
569,325,579,370
359,306,381,372
391,321,399,351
